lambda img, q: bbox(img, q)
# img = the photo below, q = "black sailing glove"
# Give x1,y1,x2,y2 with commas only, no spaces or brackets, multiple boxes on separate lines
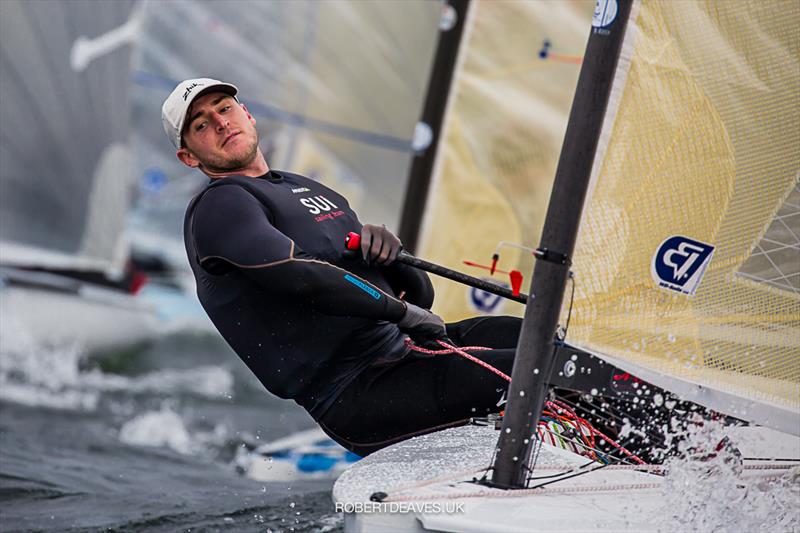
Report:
361,224,402,265
397,302,452,350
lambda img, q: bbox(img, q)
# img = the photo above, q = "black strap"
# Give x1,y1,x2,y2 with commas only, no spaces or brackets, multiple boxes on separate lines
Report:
534,247,571,266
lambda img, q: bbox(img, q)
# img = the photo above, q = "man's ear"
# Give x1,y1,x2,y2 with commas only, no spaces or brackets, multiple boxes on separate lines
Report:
177,147,201,168
241,103,256,126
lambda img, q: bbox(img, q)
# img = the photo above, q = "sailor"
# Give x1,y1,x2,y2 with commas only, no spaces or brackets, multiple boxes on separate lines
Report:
164,78,524,456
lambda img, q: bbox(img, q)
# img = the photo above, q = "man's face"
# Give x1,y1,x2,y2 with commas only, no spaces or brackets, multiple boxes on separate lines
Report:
177,91,259,173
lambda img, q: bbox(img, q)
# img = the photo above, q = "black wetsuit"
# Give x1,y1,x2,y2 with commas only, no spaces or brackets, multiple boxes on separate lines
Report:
183,170,525,456
184,170,434,417
320,315,522,456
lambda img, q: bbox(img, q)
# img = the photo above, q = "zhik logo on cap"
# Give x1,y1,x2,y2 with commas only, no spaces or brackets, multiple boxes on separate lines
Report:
651,236,715,296
182,82,200,101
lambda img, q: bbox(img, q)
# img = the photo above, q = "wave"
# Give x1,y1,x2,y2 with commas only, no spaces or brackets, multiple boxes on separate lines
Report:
0,319,234,411
118,405,229,457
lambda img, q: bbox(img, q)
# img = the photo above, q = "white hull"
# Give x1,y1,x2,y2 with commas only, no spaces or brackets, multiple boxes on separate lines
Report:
0,267,159,355
334,424,799,532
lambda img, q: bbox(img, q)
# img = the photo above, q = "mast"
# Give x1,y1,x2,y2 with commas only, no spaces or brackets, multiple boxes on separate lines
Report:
397,0,471,254
491,0,634,488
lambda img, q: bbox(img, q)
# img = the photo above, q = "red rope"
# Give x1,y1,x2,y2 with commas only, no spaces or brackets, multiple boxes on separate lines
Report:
404,339,509,381
405,338,646,465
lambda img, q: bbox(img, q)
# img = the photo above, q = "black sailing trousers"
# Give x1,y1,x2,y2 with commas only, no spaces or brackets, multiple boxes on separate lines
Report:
318,316,522,457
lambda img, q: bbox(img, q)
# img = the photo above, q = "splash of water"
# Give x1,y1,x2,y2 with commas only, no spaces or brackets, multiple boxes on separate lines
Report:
0,317,234,411
118,405,229,456
659,420,799,532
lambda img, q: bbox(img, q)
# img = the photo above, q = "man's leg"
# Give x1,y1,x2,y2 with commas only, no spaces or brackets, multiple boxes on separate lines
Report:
445,316,522,349
318,345,516,456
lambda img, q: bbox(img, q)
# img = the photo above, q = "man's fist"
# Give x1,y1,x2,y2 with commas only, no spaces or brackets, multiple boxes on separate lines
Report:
397,302,451,349
361,224,402,265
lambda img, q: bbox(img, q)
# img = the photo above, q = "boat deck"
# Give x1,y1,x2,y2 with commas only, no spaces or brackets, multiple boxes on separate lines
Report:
334,424,799,532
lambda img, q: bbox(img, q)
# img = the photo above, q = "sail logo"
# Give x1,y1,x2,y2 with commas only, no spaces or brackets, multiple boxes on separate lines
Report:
468,280,506,314
651,236,715,296
592,0,618,28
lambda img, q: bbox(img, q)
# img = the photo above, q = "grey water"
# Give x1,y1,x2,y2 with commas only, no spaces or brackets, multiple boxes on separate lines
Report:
0,293,342,532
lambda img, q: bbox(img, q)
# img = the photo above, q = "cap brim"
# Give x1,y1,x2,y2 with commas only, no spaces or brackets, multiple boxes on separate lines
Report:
193,83,238,101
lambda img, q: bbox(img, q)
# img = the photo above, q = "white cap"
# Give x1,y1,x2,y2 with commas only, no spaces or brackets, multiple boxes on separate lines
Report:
161,77,239,148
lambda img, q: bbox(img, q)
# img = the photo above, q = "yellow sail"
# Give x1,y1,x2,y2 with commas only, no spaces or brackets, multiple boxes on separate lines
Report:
418,0,595,321
565,0,799,432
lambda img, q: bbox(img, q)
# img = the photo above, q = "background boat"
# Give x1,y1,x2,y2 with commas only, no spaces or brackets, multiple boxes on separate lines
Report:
0,0,158,356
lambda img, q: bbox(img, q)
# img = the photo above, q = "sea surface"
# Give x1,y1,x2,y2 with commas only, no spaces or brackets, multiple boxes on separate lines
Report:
2,283,799,533
0,284,342,532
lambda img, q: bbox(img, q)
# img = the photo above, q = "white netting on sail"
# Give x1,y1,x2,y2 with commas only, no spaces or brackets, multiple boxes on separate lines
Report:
566,0,800,427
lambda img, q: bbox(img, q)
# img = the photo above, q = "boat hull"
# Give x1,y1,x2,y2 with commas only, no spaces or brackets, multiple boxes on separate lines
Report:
334,424,799,532
0,267,158,356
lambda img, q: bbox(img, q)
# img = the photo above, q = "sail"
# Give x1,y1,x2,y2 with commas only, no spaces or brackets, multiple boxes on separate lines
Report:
565,0,799,433
129,0,440,244
415,0,595,321
0,0,138,273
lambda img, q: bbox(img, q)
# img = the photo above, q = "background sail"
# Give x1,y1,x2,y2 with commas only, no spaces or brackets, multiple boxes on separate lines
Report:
416,0,594,321
565,0,799,433
129,0,439,259
0,0,138,273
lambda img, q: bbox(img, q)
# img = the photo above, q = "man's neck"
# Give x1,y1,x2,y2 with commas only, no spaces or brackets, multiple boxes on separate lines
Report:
203,148,270,179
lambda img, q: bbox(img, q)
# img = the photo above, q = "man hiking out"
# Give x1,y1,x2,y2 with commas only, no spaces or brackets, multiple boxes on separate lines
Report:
165,78,550,456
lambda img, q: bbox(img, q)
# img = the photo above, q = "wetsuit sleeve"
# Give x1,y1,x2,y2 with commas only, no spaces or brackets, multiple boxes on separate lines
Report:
192,185,407,322
381,262,435,309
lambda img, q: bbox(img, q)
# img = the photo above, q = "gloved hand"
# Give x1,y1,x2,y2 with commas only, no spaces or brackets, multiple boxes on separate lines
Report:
397,302,452,350
361,224,402,265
